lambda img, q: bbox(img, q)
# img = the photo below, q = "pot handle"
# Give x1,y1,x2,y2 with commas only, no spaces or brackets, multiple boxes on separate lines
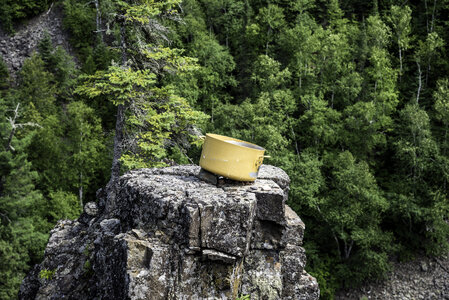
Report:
256,155,270,168
199,135,206,140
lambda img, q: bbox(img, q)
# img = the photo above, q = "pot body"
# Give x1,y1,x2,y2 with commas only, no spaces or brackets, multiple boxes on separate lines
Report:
199,133,266,181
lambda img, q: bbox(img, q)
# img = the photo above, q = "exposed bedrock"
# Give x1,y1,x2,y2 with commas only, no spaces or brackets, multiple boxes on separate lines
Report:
19,165,319,300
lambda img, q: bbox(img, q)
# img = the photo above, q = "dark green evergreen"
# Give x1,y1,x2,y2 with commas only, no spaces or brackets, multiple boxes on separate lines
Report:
2,0,449,298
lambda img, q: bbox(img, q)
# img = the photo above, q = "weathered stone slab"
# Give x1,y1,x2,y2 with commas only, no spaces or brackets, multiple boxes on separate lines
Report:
241,250,283,299
282,205,305,246
281,245,313,299
258,164,291,193
283,271,320,300
222,178,285,224
199,193,257,257
19,165,319,300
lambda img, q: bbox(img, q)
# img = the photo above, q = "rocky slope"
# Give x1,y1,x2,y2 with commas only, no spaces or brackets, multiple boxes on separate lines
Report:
336,253,449,300
0,3,74,76
19,165,319,300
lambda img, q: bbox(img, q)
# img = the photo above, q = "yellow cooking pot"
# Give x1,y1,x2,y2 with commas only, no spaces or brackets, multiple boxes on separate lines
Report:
199,133,268,181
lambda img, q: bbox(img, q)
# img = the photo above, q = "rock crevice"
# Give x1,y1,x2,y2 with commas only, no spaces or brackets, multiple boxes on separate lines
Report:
19,165,319,300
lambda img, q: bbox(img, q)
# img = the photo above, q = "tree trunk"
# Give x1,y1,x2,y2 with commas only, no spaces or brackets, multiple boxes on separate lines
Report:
334,234,341,258
374,80,377,102
424,0,429,33
110,105,125,183
444,124,448,192
343,239,354,259
95,0,102,40
290,122,300,158
331,89,335,108
431,0,436,33
79,172,83,209
265,27,271,55
398,43,402,77
106,23,127,211
6,103,20,152
7,125,16,152
110,24,127,182
79,129,84,209
416,61,422,104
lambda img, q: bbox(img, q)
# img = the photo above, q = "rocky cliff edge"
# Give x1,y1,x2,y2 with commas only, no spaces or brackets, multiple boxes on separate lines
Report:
19,165,319,300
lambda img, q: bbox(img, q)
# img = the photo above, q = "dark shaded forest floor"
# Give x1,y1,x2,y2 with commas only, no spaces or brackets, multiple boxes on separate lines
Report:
336,253,449,299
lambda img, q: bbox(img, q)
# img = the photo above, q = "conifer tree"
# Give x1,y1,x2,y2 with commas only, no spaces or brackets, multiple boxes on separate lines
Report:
75,0,207,211
0,97,48,299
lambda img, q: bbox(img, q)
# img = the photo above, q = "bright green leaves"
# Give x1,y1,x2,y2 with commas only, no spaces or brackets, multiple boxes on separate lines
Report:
73,0,209,177
287,150,325,213
214,55,295,165
0,96,49,299
434,79,449,123
257,4,285,32
366,47,398,111
121,85,208,169
255,4,286,54
17,54,56,116
342,101,388,159
174,26,236,118
415,32,444,66
323,151,392,283
289,0,315,15
364,15,398,115
388,6,412,49
366,15,391,50
299,95,342,150
393,103,438,195
326,0,344,27
47,191,82,221
142,46,199,73
251,55,291,93
66,101,106,206
75,53,207,170
434,79,449,157
119,0,182,24
388,5,412,74
76,65,156,105
389,102,449,255
327,152,389,220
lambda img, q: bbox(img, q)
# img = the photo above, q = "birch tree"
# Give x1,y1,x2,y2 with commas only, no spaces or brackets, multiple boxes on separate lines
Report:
388,5,412,77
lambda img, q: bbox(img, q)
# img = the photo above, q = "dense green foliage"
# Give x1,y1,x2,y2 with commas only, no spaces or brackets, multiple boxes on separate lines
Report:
1,0,449,299
0,0,51,34
168,0,449,296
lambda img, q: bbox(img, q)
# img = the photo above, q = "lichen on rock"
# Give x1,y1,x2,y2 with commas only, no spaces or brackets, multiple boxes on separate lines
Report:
19,165,319,300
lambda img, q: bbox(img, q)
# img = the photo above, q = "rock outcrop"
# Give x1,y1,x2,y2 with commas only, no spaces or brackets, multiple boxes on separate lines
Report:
0,4,74,76
19,165,319,300
336,254,449,300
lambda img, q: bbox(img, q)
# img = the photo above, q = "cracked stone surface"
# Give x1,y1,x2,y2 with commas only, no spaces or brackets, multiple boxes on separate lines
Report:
19,165,319,300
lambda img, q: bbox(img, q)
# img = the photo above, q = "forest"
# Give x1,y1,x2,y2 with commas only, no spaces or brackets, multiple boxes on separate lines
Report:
1,0,449,299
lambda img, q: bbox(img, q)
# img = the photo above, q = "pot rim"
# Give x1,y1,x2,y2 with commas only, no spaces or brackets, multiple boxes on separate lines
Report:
205,133,265,151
